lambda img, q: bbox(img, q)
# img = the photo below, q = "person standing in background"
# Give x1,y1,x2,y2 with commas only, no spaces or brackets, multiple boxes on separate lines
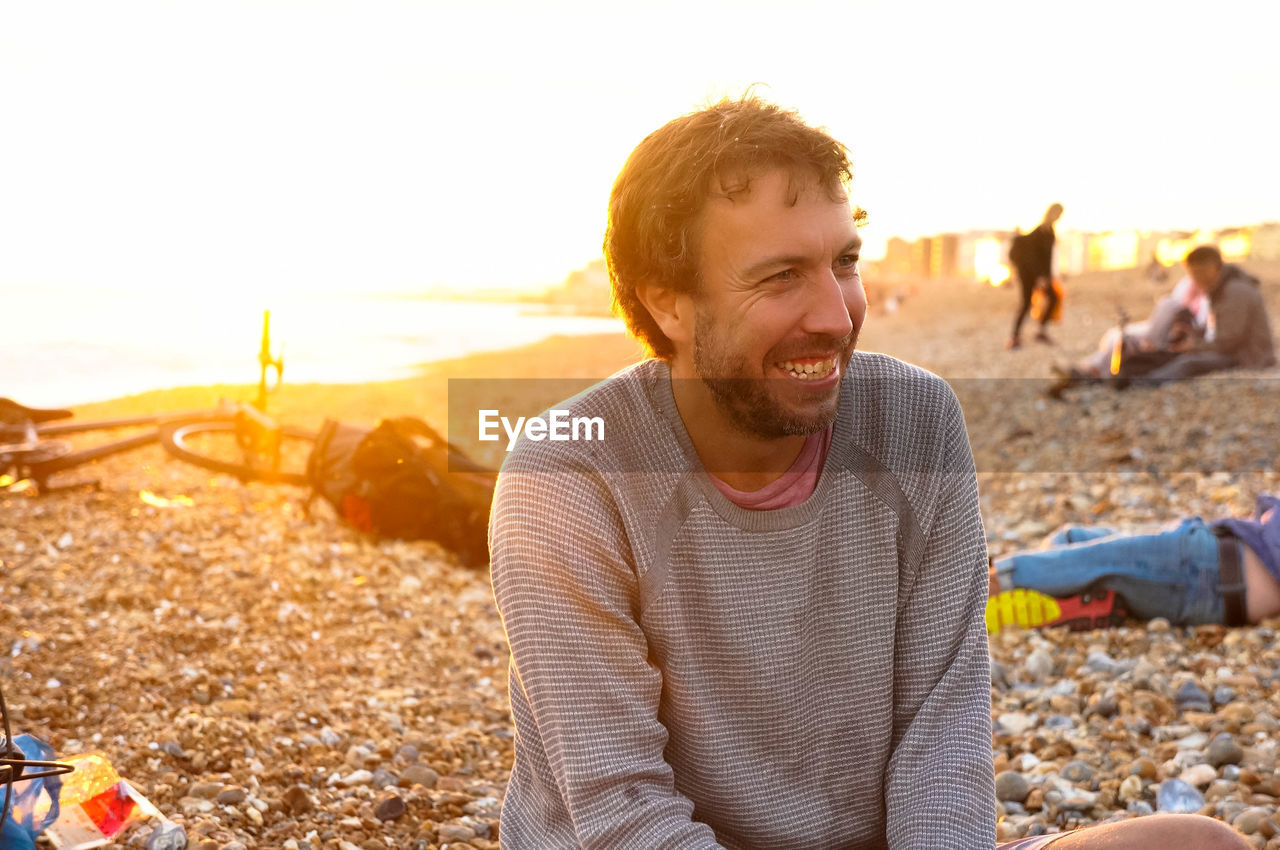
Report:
1007,202,1064,349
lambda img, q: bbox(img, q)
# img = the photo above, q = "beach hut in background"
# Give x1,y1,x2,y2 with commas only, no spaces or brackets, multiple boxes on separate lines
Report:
1217,227,1252,261
1251,223,1280,261
868,220,1277,287
929,234,960,280
910,237,932,280
882,237,914,278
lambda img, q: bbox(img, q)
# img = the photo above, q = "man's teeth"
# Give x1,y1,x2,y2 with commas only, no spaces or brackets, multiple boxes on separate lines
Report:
780,359,836,379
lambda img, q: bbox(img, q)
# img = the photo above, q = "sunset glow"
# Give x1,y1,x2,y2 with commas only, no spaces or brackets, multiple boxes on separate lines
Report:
3,1,1277,301
1088,232,1141,271
139,490,195,508
973,238,1012,287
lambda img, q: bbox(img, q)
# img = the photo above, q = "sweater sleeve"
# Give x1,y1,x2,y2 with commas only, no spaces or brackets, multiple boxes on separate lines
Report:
883,396,996,849
490,452,727,850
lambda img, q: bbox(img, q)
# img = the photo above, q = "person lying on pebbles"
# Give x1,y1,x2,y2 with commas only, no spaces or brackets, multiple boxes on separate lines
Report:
489,95,1248,850
989,494,1280,633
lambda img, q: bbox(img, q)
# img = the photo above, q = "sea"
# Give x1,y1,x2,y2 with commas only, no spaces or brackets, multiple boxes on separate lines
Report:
3,285,624,408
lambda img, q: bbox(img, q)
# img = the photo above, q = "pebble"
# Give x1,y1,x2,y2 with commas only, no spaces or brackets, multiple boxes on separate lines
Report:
437,822,477,842
1158,779,1206,813
346,745,374,769
1180,763,1218,787
1084,651,1121,675
1209,733,1245,767
401,764,439,788
1042,714,1075,731
997,712,1038,736
370,768,399,789
282,785,313,814
995,771,1030,803
374,792,407,821
1176,681,1213,712
158,741,186,758
1061,761,1094,784
341,769,374,786
1131,759,1158,780
143,822,188,850
991,659,1010,690
215,787,246,805
1234,807,1272,835
189,782,223,800
1132,659,1159,687
1088,693,1118,718
1025,649,1055,682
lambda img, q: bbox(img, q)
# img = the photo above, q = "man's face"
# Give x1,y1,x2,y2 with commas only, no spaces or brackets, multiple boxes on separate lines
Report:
682,168,866,439
1187,260,1223,295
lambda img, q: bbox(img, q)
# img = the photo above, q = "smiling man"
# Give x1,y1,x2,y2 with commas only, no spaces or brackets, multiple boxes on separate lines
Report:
488,98,1246,849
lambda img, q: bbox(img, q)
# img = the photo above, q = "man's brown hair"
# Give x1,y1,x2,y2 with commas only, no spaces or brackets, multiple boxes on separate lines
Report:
1185,244,1223,267
604,95,862,359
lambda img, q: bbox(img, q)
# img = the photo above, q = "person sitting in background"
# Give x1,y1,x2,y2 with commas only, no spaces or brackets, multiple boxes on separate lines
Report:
986,494,1280,634
1048,245,1274,395
1138,245,1275,383
1068,287,1206,383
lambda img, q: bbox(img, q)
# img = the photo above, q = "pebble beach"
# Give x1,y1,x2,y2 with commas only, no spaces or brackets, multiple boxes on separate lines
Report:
4,261,1279,848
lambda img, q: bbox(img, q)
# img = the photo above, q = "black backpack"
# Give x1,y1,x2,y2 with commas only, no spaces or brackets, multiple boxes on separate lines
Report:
1008,230,1032,267
306,417,496,567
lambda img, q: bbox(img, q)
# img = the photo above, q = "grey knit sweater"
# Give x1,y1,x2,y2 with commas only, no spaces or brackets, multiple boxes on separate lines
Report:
489,354,994,849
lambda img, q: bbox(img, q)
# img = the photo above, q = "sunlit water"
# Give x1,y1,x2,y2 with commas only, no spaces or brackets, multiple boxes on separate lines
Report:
4,286,623,407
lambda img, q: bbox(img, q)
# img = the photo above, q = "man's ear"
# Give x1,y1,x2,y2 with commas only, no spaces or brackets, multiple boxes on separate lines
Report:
635,283,693,348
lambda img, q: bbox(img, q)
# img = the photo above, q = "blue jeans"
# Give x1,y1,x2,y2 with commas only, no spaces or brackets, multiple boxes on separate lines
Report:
992,518,1225,624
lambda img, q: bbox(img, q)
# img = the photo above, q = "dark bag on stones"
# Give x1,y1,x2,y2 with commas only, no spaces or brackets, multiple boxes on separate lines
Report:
306,416,496,567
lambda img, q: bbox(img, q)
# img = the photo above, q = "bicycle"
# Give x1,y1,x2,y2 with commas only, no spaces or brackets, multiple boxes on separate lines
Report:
0,311,317,494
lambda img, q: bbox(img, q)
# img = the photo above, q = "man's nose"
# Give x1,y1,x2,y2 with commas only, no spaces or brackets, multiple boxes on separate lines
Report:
800,270,855,339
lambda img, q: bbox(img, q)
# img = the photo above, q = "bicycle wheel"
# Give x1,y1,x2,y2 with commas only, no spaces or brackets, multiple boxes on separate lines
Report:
159,418,317,486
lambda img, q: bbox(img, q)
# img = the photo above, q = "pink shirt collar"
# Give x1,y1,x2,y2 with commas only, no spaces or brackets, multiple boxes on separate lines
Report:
709,426,833,511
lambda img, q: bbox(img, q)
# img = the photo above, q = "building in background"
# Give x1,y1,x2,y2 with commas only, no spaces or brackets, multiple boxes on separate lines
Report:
864,222,1278,285
1253,223,1280,261
929,234,959,279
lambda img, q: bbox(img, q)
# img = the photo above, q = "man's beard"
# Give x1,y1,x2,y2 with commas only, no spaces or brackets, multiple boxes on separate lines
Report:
692,307,854,440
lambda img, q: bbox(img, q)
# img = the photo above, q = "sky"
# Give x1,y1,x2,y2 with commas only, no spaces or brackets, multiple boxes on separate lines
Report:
3,0,1278,298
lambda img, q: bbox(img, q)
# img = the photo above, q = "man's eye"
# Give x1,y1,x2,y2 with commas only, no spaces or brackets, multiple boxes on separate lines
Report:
836,254,859,269
768,269,795,283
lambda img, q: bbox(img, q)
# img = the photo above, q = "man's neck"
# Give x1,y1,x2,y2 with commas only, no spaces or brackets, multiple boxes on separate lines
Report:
667,362,807,492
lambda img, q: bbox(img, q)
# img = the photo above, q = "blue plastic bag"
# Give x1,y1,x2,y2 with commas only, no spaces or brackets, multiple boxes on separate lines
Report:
1,735,62,850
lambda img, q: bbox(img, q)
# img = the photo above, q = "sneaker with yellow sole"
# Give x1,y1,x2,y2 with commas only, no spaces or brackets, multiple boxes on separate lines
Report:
986,583,1128,635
